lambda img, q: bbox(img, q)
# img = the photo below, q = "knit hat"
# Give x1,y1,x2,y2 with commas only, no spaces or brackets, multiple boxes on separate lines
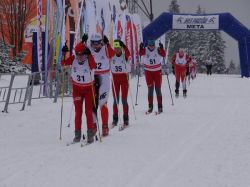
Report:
75,42,86,55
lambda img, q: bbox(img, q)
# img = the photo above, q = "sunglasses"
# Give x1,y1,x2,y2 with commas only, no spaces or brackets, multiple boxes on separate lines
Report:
91,41,102,45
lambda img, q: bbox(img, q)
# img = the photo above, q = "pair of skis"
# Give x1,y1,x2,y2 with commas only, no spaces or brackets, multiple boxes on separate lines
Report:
67,123,130,147
66,134,99,147
112,123,129,131
145,111,162,115
175,94,187,99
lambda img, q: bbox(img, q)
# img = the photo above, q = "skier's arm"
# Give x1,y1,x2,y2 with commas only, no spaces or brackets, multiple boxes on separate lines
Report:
83,47,96,70
171,53,177,65
186,54,191,67
123,45,131,62
61,55,75,66
88,54,97,70
106,44,115,59
103,35,115,59
139,42,145,56
158,48,166,58
139,48,146,56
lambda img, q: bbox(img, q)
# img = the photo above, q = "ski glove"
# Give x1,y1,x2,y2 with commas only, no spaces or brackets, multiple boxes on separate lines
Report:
139,43,144,50
82,33,88,43
103,35,109,45
119,40,125,48
83,47,91,56
62,43,69,53
159,42,163,49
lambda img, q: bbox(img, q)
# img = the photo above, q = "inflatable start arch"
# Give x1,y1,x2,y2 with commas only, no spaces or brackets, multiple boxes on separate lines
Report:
143,12,250,77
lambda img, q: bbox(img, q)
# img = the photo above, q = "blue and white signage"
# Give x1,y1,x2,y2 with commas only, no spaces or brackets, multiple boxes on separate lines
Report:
173,15,219,30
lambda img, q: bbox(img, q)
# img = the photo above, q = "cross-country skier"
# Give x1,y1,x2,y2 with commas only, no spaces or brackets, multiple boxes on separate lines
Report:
110,39,131,128
189,54,198,80
206,57,213,75
171,48,191,98
139,39,166,114
83,33,115,137
61,42,97,143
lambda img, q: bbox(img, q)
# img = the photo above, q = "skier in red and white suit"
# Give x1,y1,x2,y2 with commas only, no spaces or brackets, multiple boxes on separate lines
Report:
84,33,115,137
171,48,191,97
61,42,97,143
139,39,166,113
110,39,131,128
189,55,198,80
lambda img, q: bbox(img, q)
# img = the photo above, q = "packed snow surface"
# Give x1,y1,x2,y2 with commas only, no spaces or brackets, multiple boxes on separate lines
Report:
1,74,250,187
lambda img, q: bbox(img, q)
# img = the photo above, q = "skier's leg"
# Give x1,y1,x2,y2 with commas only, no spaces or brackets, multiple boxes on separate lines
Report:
175,67,181,96
72,85,83,142
154,70,163,112
121,74,129,125
85,86,97,142
93,75,100,119
85,86,96,130
145,70,154,112
112,75,120,126
98,74,110,136
181,69,187,97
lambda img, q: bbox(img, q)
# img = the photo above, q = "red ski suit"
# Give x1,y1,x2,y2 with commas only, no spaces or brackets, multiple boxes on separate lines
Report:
171,53,191,83
110,46,131,116
189,59,197,79
61,54,96,131
139,47,166,106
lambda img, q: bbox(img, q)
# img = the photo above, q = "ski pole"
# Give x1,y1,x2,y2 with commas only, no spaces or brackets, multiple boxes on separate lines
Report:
135,62,140,106
165,69,174,106
90,72,102,142
111,74,123,128
127,73,137,120
135,53,142,106
67,102,73,127
59,67,65,140
164,39,174,106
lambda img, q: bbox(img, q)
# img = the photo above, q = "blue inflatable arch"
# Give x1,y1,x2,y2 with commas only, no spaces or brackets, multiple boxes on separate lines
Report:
143,12,250,77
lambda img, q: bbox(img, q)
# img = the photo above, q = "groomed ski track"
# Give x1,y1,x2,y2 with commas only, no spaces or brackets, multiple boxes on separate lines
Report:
0,74,250,187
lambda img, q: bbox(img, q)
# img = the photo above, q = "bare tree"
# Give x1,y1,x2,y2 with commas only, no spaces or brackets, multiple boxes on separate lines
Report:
0,0,36,56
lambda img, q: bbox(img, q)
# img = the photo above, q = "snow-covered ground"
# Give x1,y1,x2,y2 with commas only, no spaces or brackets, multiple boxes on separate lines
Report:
1,74,250,187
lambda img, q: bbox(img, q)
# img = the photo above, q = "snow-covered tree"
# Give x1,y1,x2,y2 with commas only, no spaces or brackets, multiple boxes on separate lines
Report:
166,0,183,68
169,0,180,13
228,60,236,74
209,31,226,74
165,3,226,74
235,63,241,74
191,6,226,73
0,40,28,73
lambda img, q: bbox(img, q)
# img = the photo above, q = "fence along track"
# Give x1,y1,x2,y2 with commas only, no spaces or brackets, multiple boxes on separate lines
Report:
0,68,72,113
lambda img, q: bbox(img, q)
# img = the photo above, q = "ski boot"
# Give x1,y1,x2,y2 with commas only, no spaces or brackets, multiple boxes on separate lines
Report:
123,115,129,127
175,81,180,98
158,103,163,114
102,125,109,137
183,89,187,98
120,115,129,130
87,127,97,144
73,130,81,143
146,104,153,114
175,89,179,98
112,114,118,128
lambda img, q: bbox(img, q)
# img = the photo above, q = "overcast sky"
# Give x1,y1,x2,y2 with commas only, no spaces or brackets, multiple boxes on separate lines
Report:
138,0,250,65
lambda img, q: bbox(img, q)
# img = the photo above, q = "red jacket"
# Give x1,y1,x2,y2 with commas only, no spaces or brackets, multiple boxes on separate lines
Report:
104,44,116,59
